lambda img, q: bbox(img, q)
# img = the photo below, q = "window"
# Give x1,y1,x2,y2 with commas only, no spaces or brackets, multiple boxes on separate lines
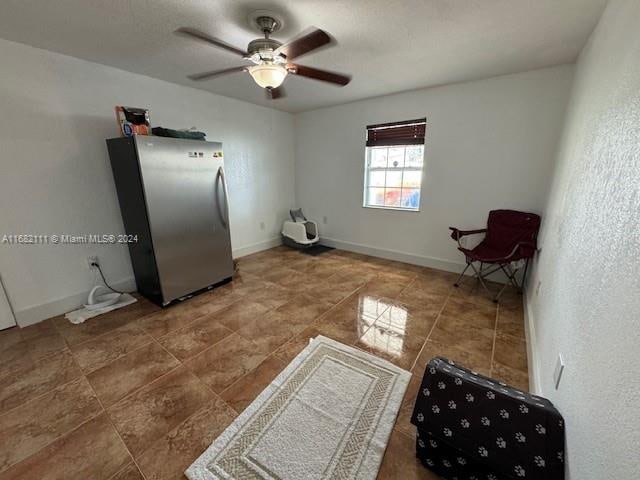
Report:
363,118,426,211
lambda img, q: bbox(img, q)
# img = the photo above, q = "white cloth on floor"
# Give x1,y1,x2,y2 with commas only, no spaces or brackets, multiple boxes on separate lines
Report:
64,293,137,324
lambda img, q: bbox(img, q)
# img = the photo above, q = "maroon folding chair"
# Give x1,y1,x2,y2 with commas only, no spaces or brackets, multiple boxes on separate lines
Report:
449,210,541,302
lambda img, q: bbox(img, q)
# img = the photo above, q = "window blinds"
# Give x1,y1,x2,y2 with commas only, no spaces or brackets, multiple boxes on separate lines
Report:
366,118,426,147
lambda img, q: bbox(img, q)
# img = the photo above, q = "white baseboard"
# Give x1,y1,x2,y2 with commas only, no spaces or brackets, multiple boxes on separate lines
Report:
523,290,542,395
320,236,467,274
14,276,137,328
13,238,282,329
232,237,282,259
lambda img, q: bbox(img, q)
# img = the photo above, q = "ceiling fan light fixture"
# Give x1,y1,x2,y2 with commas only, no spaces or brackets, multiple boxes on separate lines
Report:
248,63,287,89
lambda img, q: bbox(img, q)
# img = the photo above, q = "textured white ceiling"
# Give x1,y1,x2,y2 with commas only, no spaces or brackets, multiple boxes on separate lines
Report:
0,0,607,113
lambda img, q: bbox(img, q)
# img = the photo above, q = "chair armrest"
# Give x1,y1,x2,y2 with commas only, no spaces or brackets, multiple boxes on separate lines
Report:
504,241,537,261
449,227,487,241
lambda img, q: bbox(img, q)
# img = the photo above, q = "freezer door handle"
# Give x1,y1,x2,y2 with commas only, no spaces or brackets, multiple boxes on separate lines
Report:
217,166,230,229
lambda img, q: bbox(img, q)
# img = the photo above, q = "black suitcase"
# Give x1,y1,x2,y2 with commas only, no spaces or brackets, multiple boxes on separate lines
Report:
411,357,565,480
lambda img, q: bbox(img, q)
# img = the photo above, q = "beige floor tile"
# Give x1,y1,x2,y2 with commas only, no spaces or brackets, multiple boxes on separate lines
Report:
220,355,288,413
107,366,210,458
377,429,439,480
492,361,529,392
0,376,101,473
272,327,321,363
69,322,154,373
0,349,82,414
440,296,497,329
136,398,236,480
184,333,267,393
497,303,526,339
136,299,212,339
235,310,298,354
428,314,495,362
272,293,335,327
110,463,145,480
414,339,493,376
0,414,130,480
0,246,531,480
87,342,179,407
397,286,448,316
0,321,67,377
493,332,528,371
158,315,233,361
207,301,271,332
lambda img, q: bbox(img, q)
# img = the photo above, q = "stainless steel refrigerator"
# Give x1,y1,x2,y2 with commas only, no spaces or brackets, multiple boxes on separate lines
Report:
106,135,233,306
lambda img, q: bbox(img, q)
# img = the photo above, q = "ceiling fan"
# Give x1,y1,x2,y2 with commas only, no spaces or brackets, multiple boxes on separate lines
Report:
175,13,351,99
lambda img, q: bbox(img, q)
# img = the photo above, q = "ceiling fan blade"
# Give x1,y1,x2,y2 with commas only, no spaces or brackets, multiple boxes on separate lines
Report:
175,27,247,57
266,86,285,100
288,64,351,86
278,29,331,60
187,66,246,81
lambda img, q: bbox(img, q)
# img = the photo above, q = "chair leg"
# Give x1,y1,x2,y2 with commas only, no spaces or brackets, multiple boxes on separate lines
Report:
469,262,494,298
519,258,531,294
453,262,471,287
494,263,521,302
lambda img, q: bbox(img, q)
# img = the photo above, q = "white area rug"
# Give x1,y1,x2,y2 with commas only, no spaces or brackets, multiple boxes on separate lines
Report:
186,335,411,480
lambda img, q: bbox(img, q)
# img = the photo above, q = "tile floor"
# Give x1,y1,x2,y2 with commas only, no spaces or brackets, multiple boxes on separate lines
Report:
0,247,528,480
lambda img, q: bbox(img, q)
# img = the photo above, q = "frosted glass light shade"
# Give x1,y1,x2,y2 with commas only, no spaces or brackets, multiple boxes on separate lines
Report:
248,64,287,88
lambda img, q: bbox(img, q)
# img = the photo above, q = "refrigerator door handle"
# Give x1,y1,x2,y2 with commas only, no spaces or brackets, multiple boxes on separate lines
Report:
217,166,230,229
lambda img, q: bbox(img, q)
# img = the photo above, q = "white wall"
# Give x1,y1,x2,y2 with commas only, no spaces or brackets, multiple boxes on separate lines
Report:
294,65,574,271
0,39,295,326
524,0,640,478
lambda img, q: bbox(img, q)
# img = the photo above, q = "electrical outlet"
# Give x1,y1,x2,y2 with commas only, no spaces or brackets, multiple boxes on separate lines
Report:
553,353,565,389
259,221,265,231
323,216,328,224
87,255,99,269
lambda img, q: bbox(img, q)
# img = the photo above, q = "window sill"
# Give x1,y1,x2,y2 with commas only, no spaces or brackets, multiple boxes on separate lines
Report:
363,205,421,213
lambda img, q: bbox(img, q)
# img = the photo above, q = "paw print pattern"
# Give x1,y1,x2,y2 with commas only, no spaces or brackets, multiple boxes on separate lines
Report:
429,367,436,374
429,439,438,448
422,387,430,397
432,405,440,414
418,439,425,448
557,451,564,463
514,465,526,477
437,381,446,390
426,458,435,467
466,393,475,402
486,391,495,399
416,413,424,422
457,457,467,465
559,419,564,427
496,437,506,448
443,428,453,437
487,475,498,480
515,432,526,443
478,446,489,457
460,418,470,429
534,456,546,467
519,404,529,414
535,424,546,435
499,409,510,419
454,377,463,386
442,459,451,468
448,400,457,410
481,417,491,426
